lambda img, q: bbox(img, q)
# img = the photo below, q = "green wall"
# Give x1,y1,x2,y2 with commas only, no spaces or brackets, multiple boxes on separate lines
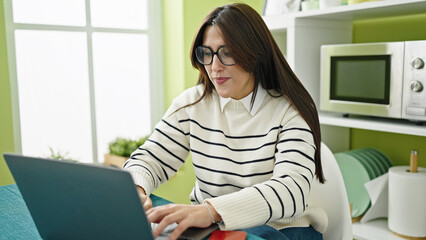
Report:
162,0,185,107
0,0,15,186
351,13,426,168
351,129,426,167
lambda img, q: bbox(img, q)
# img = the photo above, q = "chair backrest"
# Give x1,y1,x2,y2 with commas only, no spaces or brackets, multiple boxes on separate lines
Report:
308,142,353,240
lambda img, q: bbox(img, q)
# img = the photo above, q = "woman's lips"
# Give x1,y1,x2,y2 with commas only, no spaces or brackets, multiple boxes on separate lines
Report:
214,77,230,85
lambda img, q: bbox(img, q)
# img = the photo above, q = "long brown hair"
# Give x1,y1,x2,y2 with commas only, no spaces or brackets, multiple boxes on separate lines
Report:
189,3,324,183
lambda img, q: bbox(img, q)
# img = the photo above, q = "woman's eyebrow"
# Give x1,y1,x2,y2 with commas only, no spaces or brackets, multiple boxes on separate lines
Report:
201,45,226,49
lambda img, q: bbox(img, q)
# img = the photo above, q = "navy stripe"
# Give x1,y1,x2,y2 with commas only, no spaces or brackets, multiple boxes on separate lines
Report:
138,148,175,179
301,174,311,190
200,188,215,198
254,186,272,224
196,176,244,189
277,138,316,150
193,162,273,178
190,134,276,152
128,152,158,176
129,152,145,161
147,139,185,163
192,188,200,204
271,177,297,217
290,176,306,212
179,118,281,139
280,149,314,162
274,160,314,178
125,163,161,182
122,159,131,168
278,138,306,144
162,119,189,136
191,148,274,165
155,127,189,151
280,127,312,134
265,183,285,219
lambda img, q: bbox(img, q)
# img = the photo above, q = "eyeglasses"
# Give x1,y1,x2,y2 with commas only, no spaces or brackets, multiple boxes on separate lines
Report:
195,46,236,66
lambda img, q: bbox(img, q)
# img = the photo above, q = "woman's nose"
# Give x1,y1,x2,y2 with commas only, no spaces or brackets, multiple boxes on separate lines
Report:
211,54,224,72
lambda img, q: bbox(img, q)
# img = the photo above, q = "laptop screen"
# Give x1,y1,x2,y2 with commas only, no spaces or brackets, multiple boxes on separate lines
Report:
4,153,154,240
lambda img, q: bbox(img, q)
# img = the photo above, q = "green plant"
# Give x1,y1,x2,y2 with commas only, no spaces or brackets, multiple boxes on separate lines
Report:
48,147,77,162
108,136,149,157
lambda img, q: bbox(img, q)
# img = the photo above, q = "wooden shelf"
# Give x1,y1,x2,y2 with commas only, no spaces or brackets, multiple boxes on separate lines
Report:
319,112,426,137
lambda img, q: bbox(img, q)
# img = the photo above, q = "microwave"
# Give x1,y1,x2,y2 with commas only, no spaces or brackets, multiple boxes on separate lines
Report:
320,40,426,122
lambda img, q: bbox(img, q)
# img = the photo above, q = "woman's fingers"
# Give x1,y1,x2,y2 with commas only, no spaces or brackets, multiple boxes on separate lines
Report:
146,204,214,240
150,209,182,238
167,219,192,240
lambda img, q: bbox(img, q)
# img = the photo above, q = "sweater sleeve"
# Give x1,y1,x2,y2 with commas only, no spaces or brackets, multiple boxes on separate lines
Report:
122,100,191,196
205,107,316,230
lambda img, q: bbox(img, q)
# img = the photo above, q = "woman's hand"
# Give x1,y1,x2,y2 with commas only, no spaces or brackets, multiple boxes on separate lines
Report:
146,203,221,240
136,186,152,210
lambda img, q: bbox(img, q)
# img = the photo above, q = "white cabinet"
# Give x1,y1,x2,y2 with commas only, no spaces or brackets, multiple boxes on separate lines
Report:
264,1,426,238
264,0,426,152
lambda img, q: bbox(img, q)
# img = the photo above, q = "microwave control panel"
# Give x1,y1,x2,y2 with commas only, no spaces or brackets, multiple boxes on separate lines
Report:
402,40,426,121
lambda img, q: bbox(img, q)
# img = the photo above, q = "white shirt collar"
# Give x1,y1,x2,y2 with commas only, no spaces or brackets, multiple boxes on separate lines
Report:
219,84,267,116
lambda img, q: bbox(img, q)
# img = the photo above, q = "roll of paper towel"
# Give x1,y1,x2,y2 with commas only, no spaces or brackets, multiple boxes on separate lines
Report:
388,166,426,238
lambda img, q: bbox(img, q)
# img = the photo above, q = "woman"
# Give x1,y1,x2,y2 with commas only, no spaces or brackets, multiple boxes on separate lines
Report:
123,3,325,240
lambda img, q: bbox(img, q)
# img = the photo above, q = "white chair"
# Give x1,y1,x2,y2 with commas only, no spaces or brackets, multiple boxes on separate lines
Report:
308,142,353,240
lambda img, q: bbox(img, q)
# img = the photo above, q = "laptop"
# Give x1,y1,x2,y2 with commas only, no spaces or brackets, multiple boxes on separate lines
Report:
4,153,218,240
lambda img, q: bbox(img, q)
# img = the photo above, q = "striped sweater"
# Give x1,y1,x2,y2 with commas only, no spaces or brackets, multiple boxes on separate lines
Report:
123,84,327,233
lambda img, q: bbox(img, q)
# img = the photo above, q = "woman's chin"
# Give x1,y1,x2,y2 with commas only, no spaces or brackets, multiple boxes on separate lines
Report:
217,91,232,99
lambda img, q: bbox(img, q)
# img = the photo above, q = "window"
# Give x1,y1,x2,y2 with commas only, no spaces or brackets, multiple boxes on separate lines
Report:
4,0,163,163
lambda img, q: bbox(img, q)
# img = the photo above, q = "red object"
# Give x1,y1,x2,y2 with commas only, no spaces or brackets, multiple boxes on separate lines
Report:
209,230,247,240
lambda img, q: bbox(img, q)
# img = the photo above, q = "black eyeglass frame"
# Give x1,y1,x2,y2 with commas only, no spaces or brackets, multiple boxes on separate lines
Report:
195,46,236,66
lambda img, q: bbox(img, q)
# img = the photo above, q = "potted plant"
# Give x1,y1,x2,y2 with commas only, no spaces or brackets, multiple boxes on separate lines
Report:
104,136,149,168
